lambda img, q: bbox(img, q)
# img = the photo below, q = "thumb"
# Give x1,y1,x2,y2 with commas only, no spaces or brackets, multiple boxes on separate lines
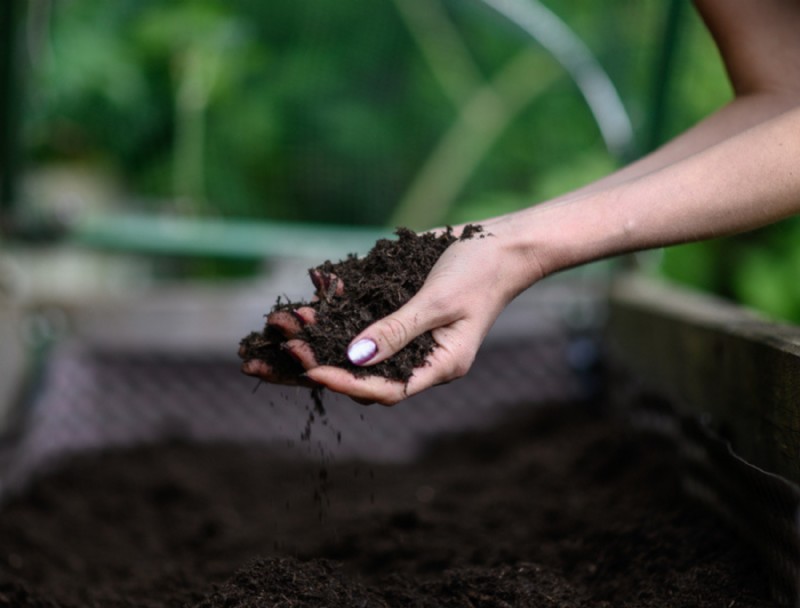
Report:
346,298,438,367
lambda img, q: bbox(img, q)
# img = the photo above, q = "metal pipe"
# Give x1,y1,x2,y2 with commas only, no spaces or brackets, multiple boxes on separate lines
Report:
477,0,635,161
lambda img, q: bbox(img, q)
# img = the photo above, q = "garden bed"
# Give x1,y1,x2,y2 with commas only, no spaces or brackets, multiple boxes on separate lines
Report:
0,397,774,607
1,272,793,607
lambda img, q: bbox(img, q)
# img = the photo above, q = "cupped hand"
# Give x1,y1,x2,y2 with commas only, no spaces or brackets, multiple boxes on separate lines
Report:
239,269,341,388
305,218,544,405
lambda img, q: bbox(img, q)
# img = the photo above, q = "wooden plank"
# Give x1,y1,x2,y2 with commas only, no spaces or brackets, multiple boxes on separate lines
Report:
607,274,800,484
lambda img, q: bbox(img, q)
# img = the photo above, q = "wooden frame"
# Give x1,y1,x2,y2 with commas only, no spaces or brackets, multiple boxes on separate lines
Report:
607,274,800,484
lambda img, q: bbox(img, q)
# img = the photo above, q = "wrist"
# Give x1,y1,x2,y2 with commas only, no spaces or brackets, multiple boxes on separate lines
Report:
479,213,549,295
502,190,624,279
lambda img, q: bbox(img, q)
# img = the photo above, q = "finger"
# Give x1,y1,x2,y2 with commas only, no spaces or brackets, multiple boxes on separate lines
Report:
314,320,479,404
345,292,454,368
267,307,317,339
292,306,317,326
309,269,344,300
306,343,468,405
306,356,462,406
241,359,320,388
283,338,319,369
305,366,408,406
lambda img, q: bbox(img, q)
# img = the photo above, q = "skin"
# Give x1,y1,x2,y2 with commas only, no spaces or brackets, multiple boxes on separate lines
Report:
243,0,800,405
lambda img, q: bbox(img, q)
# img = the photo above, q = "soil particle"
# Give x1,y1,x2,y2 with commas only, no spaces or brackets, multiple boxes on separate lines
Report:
194,557,386,608
0,401,775,607
239,226,486,383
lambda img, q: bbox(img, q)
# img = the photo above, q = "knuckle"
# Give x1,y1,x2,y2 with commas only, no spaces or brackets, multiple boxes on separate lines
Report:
381,316,411,349
423,292,460,323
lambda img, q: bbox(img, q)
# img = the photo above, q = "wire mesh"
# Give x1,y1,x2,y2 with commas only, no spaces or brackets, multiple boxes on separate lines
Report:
0,289,599,499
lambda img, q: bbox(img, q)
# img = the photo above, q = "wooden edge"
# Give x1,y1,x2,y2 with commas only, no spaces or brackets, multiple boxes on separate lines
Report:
607,274,800,484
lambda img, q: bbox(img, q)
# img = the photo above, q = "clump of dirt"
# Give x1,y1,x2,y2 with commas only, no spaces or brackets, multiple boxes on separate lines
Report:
239,322,306,380
239,225,485,383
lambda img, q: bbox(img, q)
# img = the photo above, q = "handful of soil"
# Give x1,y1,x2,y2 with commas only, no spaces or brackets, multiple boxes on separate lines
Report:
239,225,484,383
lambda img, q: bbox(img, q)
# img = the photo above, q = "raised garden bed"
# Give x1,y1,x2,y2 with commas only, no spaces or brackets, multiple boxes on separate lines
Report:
0,273,795,607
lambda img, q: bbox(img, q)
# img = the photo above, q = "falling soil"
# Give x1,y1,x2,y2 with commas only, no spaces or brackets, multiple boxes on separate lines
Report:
0,401,775,607
239,226,486,383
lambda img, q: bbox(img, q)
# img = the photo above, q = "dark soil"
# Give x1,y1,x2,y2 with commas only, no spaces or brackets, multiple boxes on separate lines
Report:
0,401,775,607
239,226,486,382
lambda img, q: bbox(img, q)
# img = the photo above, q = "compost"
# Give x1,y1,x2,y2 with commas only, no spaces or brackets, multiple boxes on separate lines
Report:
0,400,774,607
239,225,486,383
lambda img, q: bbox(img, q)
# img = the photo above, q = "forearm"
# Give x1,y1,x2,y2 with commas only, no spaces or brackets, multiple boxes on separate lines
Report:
506,103,800,278
552,0,800,203
553,91,800,202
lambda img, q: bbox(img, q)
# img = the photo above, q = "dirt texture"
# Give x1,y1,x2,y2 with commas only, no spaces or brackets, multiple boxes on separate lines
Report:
0,401,775,607
239,226,485,382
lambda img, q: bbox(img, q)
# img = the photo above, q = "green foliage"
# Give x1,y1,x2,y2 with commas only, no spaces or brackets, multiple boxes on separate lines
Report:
659,241,726,295
20,0,800,319
660,218,800,324
731,220,800,322
25,0,652,226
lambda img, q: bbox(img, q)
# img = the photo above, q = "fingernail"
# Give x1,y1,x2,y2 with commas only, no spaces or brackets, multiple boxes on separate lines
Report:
348,338,377,365
291,309,307,326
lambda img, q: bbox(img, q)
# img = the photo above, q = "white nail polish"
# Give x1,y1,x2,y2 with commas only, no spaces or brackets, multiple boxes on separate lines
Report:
348,338,377,365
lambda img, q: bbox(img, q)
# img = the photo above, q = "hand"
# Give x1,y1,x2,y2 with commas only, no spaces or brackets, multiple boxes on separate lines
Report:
239,269,342,389
304,218,543,405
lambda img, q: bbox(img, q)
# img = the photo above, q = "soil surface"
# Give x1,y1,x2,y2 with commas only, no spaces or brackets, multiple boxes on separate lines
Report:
239,226,485,382
0,401,775,607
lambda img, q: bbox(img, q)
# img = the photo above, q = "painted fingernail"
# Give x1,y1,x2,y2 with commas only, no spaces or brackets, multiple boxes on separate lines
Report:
348,338,377,365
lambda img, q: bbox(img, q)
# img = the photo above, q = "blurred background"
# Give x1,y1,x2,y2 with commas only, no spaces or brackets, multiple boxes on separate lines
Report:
2,0,800,492
2,0,800,317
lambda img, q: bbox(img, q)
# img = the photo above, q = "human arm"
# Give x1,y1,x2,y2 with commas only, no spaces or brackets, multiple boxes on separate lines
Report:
553,0,800,199
247,0,800,404
307,103,800,403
